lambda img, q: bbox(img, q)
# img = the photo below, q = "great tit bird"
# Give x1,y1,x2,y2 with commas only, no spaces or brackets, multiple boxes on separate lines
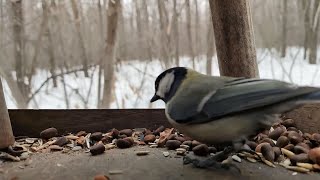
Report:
150,67,320,169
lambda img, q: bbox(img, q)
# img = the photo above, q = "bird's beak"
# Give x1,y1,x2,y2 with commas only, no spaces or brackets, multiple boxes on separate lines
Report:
150,94,160,103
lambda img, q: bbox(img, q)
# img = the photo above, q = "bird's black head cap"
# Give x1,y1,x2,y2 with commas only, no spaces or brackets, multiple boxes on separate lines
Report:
150,67,187,103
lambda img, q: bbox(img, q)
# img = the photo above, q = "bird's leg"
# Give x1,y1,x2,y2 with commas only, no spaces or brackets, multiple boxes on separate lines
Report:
233,138,263,161
183,146,240,172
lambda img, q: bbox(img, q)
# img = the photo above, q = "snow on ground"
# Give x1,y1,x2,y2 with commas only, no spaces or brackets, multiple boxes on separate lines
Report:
3,47,320,109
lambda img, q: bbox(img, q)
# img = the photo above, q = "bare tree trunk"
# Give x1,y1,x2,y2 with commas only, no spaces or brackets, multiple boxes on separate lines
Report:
60,65,70,108
308,0,320,64
101,0,120,108
194,0,200,59
29,0,49,86
135,0,143,60
209,0,259,78
157,0,170,68
280,0,287,58
70,0,89,77
0,78,14,149
206,15,215,75
97,0,104,108
186,0,195,68
301,0,311,60
173,0,180,66
142,0,153,61
11,0,28,108
43,0,58,87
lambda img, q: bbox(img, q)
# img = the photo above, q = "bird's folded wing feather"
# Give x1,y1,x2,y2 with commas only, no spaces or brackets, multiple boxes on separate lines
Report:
173,79,318,124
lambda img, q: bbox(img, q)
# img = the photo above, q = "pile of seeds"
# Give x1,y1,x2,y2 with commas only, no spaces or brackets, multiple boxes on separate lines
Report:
1,118,320,174
241,118,320,173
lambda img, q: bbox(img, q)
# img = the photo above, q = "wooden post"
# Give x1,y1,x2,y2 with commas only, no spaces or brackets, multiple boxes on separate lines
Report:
0,78,15,148
209,0,259,78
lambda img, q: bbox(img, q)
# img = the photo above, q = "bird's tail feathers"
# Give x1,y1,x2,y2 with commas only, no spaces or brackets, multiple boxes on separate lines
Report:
297,91,320,104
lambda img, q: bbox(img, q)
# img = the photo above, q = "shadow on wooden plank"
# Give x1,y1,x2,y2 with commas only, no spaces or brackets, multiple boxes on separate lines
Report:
8,109,170,137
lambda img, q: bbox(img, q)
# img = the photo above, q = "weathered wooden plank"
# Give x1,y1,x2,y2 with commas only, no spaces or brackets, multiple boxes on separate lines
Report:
8,109,170,137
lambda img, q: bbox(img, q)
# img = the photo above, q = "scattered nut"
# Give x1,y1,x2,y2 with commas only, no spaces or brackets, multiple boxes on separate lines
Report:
136,151,150,156
119,129,133,137
296,163,314,170
176,148,187,156
163,151,170,157
281,119,295,127
111,129,119,138
192,144,209,156
144,134,156,143
94,175,110,180
53,137,69,147
65,135,79,140
76,131,87,137
261,143,274,162
208,147,217,154
308,147,320,164
255,142,270,153
90,132,103,141
289,153,309,164
49,145,63,151
276,136,290,148
182,141,192,147
180,145,190,151
281,148,295,158
293,146,309,154
191,140,202,148
90,143,105,155
288,131,303,145
284,144,295,151
76,136,86,146
116,139,132,149
268,127,285,140
166,140,181,150
231,155,241,163
246,141,258,150
285,166,310,173
40,128,58,139
153,126,165,136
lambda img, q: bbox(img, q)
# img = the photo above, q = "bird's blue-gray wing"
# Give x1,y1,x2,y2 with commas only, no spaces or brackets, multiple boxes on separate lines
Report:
173,79,318,124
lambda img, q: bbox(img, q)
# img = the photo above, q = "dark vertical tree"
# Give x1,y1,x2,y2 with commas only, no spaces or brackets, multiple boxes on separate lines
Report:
157,0,170,68
71,0,89,77
186,0,195,68
11,0,28,108
173,0,180,66
280,0,288,58
209,0,259,78
142,0,153,61
206,3,215,75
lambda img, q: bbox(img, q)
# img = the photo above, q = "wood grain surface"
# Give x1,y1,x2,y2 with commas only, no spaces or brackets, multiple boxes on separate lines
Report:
9,109,170,137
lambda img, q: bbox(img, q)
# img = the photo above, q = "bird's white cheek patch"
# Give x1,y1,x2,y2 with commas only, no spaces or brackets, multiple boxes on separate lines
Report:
156,71,175,98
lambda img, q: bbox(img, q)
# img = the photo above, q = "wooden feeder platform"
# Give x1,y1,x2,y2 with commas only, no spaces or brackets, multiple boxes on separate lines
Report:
0,109,320,180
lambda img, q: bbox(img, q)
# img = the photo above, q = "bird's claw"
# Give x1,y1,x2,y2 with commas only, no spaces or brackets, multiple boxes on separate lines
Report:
183,152,241,173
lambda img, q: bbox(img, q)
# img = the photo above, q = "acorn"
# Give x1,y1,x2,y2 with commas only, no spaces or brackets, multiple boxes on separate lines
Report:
268,127,285,140
255,142,270,153
281,119,295,127
261,143,274,162
289,153,309,164
276,136,289,148
287,131,303,145
259,138,275,146
246,141,258,150
308,147,320,164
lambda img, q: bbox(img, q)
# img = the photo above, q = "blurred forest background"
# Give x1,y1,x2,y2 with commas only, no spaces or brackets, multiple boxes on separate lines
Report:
1,0,320,109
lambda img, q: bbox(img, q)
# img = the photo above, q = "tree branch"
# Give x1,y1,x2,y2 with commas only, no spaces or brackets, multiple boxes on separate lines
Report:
27,65,97,104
